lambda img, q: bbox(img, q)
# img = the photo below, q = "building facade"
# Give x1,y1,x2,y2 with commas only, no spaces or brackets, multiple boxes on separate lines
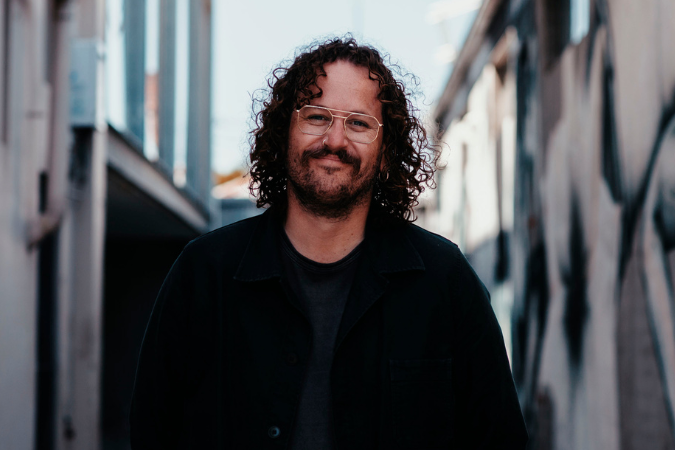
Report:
0,1,214,449
426,0,675,449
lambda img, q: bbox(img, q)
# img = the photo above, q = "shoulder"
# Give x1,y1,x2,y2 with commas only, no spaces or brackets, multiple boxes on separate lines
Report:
178,212,265,271
186,213,263,251
397,223,488,299
399,223,464,269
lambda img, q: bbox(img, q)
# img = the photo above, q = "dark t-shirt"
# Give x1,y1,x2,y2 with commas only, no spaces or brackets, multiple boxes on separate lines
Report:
279,230,363,450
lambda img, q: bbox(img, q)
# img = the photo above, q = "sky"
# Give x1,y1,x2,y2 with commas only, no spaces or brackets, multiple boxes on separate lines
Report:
210,0,479,174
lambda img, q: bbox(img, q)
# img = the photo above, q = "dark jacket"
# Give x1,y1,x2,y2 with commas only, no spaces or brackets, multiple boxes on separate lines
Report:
130,209,528,449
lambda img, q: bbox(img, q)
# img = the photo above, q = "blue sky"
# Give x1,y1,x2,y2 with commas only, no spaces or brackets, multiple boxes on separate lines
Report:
211,0,478,174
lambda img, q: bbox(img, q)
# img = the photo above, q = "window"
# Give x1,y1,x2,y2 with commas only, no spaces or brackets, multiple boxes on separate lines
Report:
144,0,159,161
173,0,189,186
570,0,590,45
105,0,127,131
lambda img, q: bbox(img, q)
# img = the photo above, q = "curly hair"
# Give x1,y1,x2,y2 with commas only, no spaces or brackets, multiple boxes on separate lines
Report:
249,36,440,223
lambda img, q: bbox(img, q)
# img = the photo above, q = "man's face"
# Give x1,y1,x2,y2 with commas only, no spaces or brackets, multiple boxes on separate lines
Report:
286,60,384,218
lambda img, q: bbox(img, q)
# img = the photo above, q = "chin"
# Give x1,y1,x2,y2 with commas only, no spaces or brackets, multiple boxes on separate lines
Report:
324,177,362,195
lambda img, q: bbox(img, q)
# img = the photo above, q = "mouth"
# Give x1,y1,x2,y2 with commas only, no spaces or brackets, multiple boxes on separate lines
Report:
315,154,343,163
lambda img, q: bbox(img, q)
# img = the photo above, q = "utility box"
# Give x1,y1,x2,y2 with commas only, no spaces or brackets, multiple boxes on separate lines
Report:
70,39,104,128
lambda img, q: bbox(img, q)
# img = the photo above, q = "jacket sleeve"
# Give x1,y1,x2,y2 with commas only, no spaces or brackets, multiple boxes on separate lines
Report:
451,253,529,449
129,247,193,449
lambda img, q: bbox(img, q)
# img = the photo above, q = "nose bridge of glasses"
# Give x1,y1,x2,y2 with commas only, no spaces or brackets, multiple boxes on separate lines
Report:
319,110,349,136
330,112,350,120
323,114,347,141
329,112,350,130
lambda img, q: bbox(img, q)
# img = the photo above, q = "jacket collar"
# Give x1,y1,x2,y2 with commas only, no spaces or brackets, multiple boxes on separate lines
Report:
233,208,425,283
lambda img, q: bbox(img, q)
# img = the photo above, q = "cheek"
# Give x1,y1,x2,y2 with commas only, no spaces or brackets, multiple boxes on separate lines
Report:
365,145,384,168
289,125,320,151
288,116,303,147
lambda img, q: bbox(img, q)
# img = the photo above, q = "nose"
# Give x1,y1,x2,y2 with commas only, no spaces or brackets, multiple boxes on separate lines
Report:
323,116,349,148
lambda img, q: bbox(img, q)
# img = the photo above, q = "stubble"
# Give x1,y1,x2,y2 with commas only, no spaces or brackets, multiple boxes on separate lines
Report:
286,144,379,220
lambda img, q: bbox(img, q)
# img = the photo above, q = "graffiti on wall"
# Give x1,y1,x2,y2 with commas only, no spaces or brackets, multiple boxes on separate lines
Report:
508,1,675,449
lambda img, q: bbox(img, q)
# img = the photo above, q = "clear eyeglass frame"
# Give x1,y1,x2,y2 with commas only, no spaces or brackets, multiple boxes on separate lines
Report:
295,105,384,144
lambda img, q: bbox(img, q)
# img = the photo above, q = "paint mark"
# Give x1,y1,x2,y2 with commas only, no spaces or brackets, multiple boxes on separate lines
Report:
562,200,588,371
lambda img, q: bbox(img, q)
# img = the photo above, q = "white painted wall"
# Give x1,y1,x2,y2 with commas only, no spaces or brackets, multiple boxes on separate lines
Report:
0,1,51,448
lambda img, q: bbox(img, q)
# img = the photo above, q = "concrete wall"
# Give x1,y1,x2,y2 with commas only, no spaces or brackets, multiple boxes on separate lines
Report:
0,0,65,448
429,0,675,448
0,1,213,449
0,0,107,447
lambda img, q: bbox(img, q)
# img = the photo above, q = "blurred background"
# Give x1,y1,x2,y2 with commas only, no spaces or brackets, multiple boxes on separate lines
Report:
1,0,674,449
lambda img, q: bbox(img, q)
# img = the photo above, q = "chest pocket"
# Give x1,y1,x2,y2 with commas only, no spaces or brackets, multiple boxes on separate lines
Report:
390,358,454,449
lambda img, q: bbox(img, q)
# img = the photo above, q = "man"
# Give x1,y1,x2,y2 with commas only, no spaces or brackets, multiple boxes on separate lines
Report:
130,37,527,449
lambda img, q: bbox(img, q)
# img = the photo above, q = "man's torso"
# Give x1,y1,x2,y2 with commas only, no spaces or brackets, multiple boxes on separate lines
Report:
129,210,527,450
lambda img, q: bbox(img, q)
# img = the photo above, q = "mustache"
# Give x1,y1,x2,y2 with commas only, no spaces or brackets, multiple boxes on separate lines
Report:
301,145,360,167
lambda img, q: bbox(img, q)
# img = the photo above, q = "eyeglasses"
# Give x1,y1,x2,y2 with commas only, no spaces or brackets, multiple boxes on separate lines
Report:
295,105,384,144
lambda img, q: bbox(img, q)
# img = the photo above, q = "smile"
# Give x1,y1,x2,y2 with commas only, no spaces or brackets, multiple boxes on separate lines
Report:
315,154,343,162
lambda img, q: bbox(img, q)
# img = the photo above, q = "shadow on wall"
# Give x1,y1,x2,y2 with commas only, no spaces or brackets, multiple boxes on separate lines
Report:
101,239,187,450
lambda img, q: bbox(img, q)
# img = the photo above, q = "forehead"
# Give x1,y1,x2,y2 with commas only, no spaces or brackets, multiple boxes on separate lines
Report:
309,60,382,119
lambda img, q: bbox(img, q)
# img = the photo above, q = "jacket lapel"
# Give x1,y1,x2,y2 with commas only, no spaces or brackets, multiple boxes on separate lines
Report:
334,222,425,351
233,210,427,350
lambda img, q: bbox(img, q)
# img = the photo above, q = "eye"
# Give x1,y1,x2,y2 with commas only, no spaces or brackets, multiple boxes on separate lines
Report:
307,114,331,122
346,116,374,131
300,107,332,126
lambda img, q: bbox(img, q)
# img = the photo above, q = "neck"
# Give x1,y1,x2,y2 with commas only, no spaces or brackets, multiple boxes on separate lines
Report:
283,189,370,264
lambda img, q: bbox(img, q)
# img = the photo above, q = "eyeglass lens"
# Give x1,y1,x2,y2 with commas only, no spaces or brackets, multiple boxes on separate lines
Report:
297,106,380,144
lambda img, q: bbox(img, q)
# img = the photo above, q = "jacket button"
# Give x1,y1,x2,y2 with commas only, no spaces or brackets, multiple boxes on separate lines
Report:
286,352,299,365
268,426,281,438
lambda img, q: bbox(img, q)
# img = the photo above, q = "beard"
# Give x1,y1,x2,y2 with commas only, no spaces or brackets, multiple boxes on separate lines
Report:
286,143,379,220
